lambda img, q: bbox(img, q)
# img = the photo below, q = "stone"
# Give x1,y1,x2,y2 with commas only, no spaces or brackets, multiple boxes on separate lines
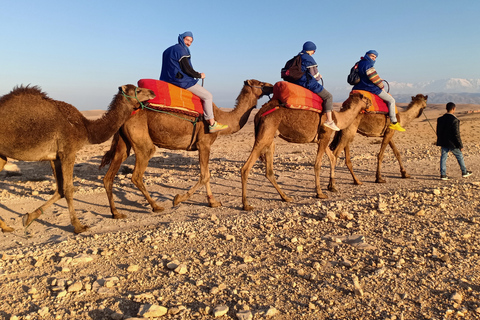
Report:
265,307,279,317
236,310,253,320
174,264,188,274
67,281,83,292
167,260,180,270
127,265,140,272
450,291,463,304
138,304,168,318
213,305,229,317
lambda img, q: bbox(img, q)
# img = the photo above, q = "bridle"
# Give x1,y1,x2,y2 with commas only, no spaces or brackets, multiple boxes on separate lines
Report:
122,87,147,110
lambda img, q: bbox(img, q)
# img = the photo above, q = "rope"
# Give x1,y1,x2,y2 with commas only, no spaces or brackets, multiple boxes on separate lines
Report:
423,111,436,134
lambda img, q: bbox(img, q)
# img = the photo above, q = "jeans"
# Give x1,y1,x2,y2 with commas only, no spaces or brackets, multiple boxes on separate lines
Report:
186,83,214,120
317,88,333,112
377,90,397,123
440,147,467,176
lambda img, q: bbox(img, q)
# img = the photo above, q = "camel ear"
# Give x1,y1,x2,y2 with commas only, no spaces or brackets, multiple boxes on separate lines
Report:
425,95,428,100
119,85,127,93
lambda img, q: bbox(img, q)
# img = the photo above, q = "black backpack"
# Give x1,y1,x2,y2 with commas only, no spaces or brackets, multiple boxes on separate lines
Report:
347,62,360,85
281,55,304,82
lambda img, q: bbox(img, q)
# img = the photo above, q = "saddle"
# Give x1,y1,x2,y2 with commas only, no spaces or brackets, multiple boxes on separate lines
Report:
271,81,324,113
349,90,398,114
137,79,204,117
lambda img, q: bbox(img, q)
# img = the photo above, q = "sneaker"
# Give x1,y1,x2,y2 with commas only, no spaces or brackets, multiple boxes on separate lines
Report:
209,121,228,133
324,120,340,131
462,171,473,178
389,122,406,132
440,175,449,180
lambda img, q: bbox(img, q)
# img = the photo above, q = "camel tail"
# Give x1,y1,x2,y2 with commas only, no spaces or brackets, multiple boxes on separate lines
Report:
329,130,343,151
99,131,129,168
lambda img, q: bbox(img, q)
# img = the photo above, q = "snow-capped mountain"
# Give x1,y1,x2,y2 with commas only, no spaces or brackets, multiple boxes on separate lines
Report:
332,78,480,104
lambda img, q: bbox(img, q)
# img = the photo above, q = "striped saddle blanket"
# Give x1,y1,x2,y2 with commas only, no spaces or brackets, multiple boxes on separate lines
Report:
137,79,204,116
350,90,398,114
272,81,324,113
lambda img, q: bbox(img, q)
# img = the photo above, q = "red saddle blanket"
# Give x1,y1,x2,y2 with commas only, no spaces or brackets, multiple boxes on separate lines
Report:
272,81,324,113
350,90,398,114
137,79,204,115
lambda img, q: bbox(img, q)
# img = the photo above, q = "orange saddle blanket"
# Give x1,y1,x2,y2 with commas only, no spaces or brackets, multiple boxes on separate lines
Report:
272,81,324,113
351,90,398,114
137,79,204,115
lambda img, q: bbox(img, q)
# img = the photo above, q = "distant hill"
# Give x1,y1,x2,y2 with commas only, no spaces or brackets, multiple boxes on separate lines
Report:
332,78,480,104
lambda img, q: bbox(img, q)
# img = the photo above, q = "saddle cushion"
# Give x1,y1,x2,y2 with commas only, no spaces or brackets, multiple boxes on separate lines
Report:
137,79,204,115
351,90,398,114
272,81,323,113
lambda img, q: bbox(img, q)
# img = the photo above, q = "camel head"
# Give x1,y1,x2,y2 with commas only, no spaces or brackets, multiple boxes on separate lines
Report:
244,79,274,101
119,85,156,109
344,92,372,111
409,94,428,118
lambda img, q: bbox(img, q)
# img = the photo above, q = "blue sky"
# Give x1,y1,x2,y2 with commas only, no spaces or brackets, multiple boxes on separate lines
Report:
1,0,479,110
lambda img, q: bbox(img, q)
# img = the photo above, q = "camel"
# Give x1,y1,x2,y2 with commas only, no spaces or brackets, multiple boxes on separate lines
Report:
0,85,155,234
240,92,371,211
100,79,274,218
327,94,428,192
0,219,14,233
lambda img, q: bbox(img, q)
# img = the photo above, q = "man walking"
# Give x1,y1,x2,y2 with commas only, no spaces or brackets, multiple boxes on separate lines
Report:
436,102,472,180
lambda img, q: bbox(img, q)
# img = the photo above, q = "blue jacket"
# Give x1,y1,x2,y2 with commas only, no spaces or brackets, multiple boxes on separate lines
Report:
294,52,323,93
352,54,382,95
160,42,198,89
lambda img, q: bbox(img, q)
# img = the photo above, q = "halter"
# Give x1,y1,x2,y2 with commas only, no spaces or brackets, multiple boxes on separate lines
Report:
122,87,147,110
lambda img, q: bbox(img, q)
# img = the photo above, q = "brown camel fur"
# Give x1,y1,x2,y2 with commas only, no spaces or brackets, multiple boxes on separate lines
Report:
241,92,371,211
327,94,428,192
100,79,274,219
0,85,155,234
0,219,14,233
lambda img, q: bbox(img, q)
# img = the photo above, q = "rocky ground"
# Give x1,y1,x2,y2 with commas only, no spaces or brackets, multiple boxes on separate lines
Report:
0,104,479,320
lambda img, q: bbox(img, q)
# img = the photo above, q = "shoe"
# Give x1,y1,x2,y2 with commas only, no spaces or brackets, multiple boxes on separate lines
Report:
209,121,228,133
440,175,449,180
324,120,340,131
389,122,406,132
462,171,473,178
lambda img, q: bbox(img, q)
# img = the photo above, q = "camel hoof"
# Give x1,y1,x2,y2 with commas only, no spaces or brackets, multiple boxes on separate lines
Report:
402,173,411,179
1,226,14,233
173,194,184,206
243,204,254,211
74,225,90,234
328,186,338,193
209,201,222,208
375,178,386,183
152,206,165,213
112,213,128,219
316,193,328,199
353,181,363,185
283,197,293,203
22,213,31,227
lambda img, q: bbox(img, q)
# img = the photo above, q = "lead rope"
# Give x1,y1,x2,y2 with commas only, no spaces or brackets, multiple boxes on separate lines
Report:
423,111,436,134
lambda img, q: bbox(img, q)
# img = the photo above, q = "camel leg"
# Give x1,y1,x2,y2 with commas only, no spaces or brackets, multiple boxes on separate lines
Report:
60,156,89,233
389,139,410,178
0,155,6,172
130,143,165,213
375,131,395,183
241,124,278,211
314,136,331,199
344,144,363,185
264,141,293,203
174,145,220,207
0,158,14,233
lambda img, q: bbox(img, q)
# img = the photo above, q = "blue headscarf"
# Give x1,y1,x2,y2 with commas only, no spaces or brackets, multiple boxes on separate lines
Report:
178,31,193,55
364,50,378,65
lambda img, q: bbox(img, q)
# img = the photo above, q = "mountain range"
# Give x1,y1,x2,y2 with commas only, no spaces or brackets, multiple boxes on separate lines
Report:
333,78,480,104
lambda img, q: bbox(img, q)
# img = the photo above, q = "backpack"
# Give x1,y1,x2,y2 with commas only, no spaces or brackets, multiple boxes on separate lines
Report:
281,55,304,82
347,62,360,85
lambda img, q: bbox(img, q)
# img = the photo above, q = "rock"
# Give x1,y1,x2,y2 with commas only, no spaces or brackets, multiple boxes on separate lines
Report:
71,254,94,265
213,305,229,317
236,310,253,320
67,281,83,292
127,265,140,272
174,264,188,274
138,304,168,318
265,307,279,317
110,312,124,320
167,260,180,270
450,291,463,304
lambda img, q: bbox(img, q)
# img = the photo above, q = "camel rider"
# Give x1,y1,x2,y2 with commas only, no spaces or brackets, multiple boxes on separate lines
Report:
293,41,339,131
352,50,405,132
160,31,228,133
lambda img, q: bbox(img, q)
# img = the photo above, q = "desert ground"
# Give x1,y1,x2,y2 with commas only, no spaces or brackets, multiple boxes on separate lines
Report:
0,102,479,319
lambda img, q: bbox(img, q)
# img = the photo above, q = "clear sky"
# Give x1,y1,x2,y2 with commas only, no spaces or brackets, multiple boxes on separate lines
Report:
1,0,479,110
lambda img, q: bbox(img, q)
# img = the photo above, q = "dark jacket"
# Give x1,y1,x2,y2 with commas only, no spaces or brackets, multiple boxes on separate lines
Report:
352,54,383,95
294,52,324,93
160,43,199,89
436,113,463,149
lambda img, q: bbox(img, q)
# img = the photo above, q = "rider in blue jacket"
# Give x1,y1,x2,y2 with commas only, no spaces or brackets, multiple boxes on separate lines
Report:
353,50,405,131
160,31,228,133
293,41,339,131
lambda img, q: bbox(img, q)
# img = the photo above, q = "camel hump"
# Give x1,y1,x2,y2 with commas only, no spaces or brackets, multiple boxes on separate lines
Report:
0,85,50,105
137,79,203,114
272,81,323,114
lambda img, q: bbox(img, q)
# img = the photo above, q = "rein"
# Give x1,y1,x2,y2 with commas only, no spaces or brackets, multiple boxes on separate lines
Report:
122,87,147,110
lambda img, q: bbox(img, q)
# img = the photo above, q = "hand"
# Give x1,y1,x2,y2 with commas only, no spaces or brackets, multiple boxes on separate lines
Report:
200,73,206,79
